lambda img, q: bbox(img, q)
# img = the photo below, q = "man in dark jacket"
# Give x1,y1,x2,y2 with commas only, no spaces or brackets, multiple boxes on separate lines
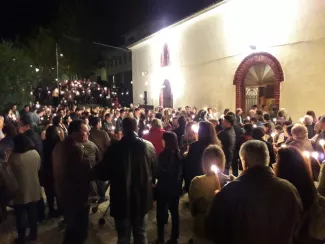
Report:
218,114,236,175
93,117,157,244
206,140,302,244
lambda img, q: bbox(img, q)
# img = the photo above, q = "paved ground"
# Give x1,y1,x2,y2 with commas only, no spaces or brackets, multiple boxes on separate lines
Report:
0,194,193,244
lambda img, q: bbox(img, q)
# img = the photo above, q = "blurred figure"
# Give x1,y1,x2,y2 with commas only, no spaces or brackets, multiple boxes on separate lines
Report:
9,134,41,244
154,132,182,244
89,117,110,161
206,140,302,244
303,115,315,139
143,119,165,156
235,108,243,125
184,121,221,192
173,116,186,143
179,121,197,156
0,123,17,161
289,124,313,152
306,110,318,127
93,117,157,244
53,120,92,244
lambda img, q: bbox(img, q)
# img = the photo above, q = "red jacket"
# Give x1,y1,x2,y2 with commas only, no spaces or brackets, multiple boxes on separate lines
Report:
143,128,165,155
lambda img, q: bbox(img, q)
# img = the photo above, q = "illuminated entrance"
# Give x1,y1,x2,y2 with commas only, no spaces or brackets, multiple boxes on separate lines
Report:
159,79,173,108
233,52,284,113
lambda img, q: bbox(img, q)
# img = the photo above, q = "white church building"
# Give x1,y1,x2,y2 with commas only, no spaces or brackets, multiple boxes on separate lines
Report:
130,0,325,120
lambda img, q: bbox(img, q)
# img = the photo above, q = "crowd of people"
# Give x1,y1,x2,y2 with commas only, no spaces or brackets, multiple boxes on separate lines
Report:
1,102,325,244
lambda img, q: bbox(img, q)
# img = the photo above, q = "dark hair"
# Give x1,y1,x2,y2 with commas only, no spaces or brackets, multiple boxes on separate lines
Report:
20,115,33,127
2,123,17,137
275,125,283,131
162,132,179,151
283,121,292,127
306,110,317,123
276,147,316,211
45,125,61,144
224,114,235,126
256,110,263,117
263,113,271,121
13,134,35,153
226,111,235,117
263,122,272,131
134,108,140,112
252,105,258,109
243,123,253,135
52,115,62,126
122,117,137,134
200,110,207,120
90,117,101,127
198,121,221,147
252,127,265,140
250,117,258,123
286,124,294,137
120,109,125,114
68,120,85,135
223,108,230,115
178,116,186,128
155,113,163,120
105,113,111,119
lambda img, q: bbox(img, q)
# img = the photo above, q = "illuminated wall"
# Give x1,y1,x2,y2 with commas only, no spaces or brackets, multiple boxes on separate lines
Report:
131,0,325,120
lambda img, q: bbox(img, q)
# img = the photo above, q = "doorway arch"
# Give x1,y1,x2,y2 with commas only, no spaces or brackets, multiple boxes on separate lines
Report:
159,79,173,108
233,52,284,112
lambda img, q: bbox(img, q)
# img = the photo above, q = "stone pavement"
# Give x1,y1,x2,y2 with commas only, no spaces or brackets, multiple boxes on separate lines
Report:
0,195,193,244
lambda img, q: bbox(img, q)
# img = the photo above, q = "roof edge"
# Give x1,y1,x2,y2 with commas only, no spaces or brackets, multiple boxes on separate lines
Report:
128,0,228,50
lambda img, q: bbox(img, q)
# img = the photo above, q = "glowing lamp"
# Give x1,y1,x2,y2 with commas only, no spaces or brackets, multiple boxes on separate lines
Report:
211,165,219,174
192,124,199,133
312,152,319,159
303,151,310,158
35,103,40,109
319,139,325,147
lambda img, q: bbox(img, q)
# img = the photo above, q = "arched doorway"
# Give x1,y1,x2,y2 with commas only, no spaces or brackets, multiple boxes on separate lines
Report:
233,52,284,113
160,79,173,108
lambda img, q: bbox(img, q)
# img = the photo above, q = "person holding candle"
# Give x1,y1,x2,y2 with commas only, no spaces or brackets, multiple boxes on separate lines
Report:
289,124,313,153
189,145,227,244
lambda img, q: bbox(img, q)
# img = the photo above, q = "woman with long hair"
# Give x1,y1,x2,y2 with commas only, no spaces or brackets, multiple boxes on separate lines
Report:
184,121,222,192
275,147,322,244
180,121,197,156
154,132,182,244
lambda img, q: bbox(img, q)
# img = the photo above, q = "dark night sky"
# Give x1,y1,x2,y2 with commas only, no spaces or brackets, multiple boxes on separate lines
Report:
0,0,217,45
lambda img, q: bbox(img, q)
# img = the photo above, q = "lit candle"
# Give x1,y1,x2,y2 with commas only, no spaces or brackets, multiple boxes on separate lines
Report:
111,126,115,130
143,130,149,135
211,165,219,174
319,139,325,147
303,151,310,158
312,152,319,159
271,132,277,138
192,124,199,133
281,144,287,148
273,118,277,122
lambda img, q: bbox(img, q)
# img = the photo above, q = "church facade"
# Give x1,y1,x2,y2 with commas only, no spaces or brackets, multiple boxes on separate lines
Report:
130,0,325,120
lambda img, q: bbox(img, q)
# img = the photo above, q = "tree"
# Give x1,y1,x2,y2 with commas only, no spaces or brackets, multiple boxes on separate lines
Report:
0,41,40,111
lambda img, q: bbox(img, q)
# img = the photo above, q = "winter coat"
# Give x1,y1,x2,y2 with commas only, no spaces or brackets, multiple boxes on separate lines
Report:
206,166,303,244
143,128,165,155
93,133,157,219
218,127,236,164
9,150,41,205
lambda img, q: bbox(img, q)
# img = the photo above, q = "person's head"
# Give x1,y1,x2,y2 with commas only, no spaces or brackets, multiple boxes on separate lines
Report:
115,111,120,118
285,124,293,137
152,119,163,129
90,117,102,129
207,108,212,114
256,110,263,117
251,127,265,140
0,116,4,129
302,115,313,126
12,105,17,112
114,129,123,140
202,145,226,174
24,105,30,113
184,121,197,140
263,113,271,121
275,147,315,210
185,106,191,113
120,109,126,118
261,105,267,111
178,116,186,128
155,112,163,120
236,108,243,115
248,109,255,118
223,108,230,115
127,111,134,118
122,117,137,135
239,140,270,170
275,125,283,134
200,110,208,120
162,131,179,151
306,110,317,124
243,123,253,135
18,115,33,133
222,114,235,129
319,116,325,131
291,124,308,140
198,121,220,146
52,115,63,126
277,109,286,118
263,123,272,134
250,117,258,124
105,113,112,122
252,105,258,112
68,120,89,143
13,134,35,154
2,123,17,138
134,108,140,118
